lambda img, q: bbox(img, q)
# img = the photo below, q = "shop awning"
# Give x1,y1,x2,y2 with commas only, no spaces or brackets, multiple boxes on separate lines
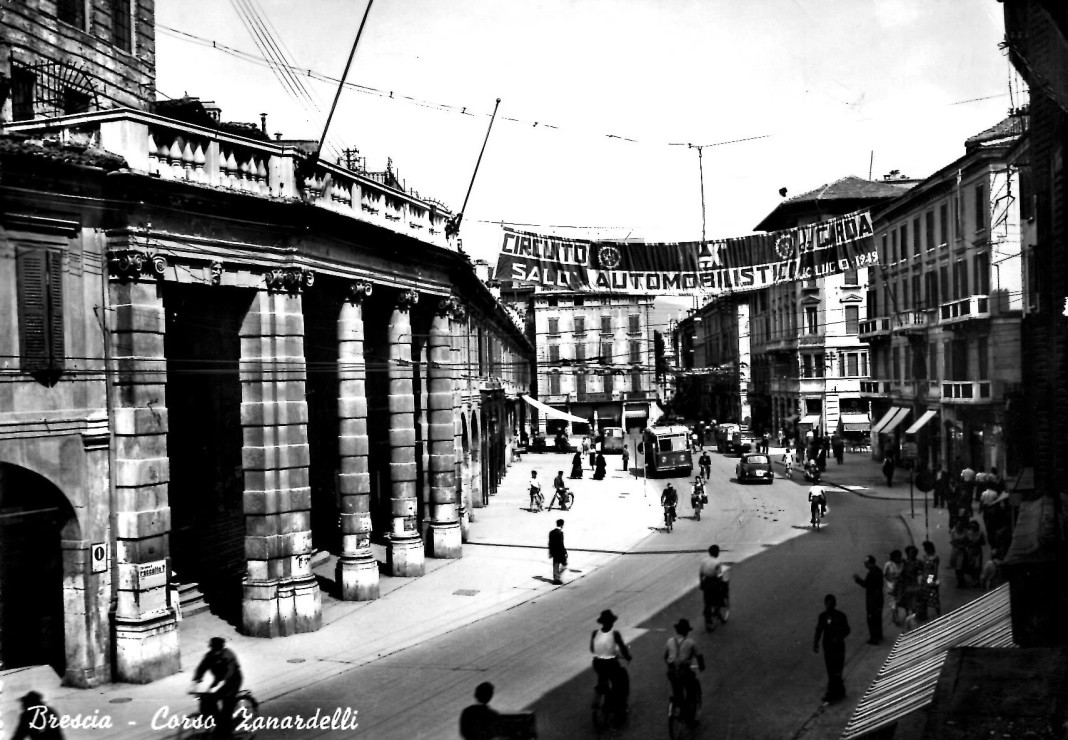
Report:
838,413,870,433
872,407,909,435
521,395,589,424
904,409,938,435
840,584,1015,740
881,407,911,434
799,414,821,426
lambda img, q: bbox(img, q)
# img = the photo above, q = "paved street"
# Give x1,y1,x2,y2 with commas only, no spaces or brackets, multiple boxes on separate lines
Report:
1,444,979,739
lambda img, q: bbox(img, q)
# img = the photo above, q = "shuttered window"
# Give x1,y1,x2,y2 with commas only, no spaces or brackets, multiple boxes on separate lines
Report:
111,0,133,52
628,314,640,334
58,0,86,29
16,247,65,376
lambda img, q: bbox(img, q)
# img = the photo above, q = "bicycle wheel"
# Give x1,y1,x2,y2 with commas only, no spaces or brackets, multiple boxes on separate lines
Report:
665,510,673,532
668,697,682,740
232,695,259,740
592,692,611,734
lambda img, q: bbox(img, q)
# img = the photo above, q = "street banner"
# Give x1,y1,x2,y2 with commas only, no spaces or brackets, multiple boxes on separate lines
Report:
493,210,877,295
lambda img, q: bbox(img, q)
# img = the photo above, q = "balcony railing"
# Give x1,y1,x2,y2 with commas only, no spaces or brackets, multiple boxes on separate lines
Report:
798,333,825,347
5,109,454,250
939,295,990,324
859,317,891,339
893,311,930,332
941,380,993,403
860,379,891,395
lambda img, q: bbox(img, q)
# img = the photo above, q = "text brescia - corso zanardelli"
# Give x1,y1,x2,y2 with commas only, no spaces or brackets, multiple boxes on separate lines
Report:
493,210,876,295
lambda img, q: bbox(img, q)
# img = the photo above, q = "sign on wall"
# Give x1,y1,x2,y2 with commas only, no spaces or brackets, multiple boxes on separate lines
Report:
494,210,877,295
90,542,109,574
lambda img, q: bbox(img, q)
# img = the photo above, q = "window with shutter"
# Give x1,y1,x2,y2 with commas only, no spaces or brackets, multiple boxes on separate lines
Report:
600,341,613,364
600,316,611,334
628,314,640,334
16,247,65,378
629,340,640,364
548,345,560,363
574,316,585,335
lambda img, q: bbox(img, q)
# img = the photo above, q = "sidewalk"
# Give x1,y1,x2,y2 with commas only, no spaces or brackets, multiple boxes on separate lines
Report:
0,452,654,739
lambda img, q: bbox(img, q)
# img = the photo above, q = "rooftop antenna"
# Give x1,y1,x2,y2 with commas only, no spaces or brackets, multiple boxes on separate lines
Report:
446,97,502,239
307,0,374,169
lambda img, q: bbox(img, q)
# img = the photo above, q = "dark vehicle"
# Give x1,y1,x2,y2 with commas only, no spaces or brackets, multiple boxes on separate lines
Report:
640,425,693,478
735,453,774,484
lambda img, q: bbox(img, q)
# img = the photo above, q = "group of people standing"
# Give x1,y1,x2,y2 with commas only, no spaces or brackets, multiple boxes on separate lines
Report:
567,436,626,481
879,541,943,632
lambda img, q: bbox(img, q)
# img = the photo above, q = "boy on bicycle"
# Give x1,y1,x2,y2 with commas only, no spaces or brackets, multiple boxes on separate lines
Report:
699,545,730,627
664,618,704,724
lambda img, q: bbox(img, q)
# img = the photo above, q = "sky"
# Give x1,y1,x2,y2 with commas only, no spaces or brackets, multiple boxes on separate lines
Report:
154,0,1017,268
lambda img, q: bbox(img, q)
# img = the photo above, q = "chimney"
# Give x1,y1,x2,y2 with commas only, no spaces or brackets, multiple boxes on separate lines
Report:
260,113,267,135
274,132,282,141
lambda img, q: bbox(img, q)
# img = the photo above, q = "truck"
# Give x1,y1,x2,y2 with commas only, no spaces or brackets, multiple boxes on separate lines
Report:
715,423,756,455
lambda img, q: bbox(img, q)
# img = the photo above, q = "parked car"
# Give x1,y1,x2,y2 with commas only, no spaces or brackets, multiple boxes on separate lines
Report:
736,453,774,484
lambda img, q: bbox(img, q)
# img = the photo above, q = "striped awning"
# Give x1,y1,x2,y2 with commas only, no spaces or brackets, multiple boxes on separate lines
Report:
800,414,821,427
872,407,909,435
840,584,1015,739
838,413,870,433
904,409,938,435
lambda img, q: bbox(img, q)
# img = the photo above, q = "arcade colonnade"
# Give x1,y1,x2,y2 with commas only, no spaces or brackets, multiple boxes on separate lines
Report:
107,260,527,682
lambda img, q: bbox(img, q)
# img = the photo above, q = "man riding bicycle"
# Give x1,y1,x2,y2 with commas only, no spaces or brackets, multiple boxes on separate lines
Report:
661,483,679,525
590,609,632,722
808,483,827,524
664,618,705,724
191,637,243,738
699,545,730,627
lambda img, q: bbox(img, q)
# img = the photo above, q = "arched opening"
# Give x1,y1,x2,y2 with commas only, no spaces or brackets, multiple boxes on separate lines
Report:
0,462,77,674
460,415,470,512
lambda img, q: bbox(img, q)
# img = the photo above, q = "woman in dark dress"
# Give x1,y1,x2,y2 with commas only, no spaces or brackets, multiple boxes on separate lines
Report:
593,452,607,480
570,452,583,479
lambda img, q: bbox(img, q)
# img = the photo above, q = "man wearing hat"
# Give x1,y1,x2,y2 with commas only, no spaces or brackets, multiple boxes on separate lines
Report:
590,609,632,720
12,691,64,739
664,618,705,724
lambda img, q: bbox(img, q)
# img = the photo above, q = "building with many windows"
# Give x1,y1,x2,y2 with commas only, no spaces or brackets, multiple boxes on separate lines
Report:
675,177,917,443
862,115,1026,474
529,291,658,438
0,0,533,688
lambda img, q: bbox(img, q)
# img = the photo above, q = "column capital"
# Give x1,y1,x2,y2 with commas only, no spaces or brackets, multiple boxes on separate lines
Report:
346,281,374,304
436,294,463,318
108,249,168,281
395,290,419,312
265,267,315,293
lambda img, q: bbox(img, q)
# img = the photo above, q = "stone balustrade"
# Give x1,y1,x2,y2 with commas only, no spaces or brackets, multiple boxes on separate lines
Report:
5,109,454,250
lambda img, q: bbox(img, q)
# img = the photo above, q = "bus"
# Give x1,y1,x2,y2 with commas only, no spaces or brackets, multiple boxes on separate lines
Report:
601,427,625,454
640,425,693,478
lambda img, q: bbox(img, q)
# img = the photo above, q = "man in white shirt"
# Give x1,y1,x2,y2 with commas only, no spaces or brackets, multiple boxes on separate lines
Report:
809,483,827,519
699,545,730,627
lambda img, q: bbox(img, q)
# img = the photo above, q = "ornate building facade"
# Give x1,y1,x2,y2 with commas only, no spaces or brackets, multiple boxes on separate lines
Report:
0,1,532,688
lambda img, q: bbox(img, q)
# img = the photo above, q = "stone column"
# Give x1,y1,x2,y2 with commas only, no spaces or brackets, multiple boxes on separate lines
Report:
109,278,179,682
240,275,321,636
386,290,424,576
427,296,462,558
335,282,379,600
453,304,469,538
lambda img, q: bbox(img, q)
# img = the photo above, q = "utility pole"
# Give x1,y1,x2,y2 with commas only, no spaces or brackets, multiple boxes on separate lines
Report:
446,97,502,239
690,143,708,249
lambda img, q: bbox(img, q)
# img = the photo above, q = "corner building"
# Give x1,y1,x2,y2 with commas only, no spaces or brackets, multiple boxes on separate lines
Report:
861,116,1026,475
0,1,532,688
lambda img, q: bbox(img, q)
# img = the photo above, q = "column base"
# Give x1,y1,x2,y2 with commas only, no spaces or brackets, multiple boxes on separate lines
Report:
427,521,462,558
387,536,425,577
336,554,380,601
460,505,470,543
242,577,323,638
112,609,180,684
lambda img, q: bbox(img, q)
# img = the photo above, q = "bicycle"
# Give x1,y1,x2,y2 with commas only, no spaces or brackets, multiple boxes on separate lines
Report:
548,488,574,511
704,587,730,632
664,504,676,532
177,690,259,739
592,675,628,734
810,500,823,530
667,673,702,740
690,495,704,521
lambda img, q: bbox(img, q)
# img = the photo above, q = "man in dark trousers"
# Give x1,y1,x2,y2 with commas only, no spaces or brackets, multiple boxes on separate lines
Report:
548,519,567,585
813,594,850,704
698,450,711,480
459,681,499,740
192,637,243,738
853,555,885,644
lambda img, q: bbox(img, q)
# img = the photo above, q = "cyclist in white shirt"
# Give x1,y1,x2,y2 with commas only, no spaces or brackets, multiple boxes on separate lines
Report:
699,545,730,626
808,483,827,522
664,618,704,724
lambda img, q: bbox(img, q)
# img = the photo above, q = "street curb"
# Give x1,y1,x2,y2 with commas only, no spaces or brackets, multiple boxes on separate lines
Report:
774,460,898,500
466,541,710,555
